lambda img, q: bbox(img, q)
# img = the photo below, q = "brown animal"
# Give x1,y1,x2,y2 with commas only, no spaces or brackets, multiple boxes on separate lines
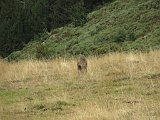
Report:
77,54,87,73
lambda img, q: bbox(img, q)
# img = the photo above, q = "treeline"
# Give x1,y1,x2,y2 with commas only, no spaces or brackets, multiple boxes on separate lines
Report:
0,0,113,57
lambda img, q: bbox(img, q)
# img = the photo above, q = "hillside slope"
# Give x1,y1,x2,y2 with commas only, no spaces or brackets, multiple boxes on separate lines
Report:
7,0,160,60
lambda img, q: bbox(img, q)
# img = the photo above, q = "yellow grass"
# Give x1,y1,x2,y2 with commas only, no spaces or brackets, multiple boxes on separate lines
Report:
0,51,160,120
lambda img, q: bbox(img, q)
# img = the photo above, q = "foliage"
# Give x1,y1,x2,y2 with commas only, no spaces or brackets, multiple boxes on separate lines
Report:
4,0,160,61
0,0,111,57
36,43,49,60
70,2,88,27
112,29,136,43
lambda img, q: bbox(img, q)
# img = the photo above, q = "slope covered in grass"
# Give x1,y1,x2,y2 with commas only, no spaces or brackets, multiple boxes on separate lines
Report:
7,0,160,60
1,50,160,120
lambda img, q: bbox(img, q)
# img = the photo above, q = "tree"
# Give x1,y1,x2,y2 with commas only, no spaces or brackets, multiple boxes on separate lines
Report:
0,0,113,57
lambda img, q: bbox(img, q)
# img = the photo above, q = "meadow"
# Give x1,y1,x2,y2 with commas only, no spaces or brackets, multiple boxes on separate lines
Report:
0,51,160,120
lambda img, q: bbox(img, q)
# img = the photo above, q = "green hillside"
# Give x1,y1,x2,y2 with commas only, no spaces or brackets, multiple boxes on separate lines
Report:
7,0,160,61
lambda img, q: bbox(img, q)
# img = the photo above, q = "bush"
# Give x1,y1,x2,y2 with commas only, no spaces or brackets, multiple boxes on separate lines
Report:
127,32,136,41
113,29,136,43
36,43,49,60
6,51,21,61
96,46,109,55
113,30,126,43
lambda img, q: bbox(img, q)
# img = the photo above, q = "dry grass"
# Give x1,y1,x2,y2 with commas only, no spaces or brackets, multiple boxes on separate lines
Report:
0,51,160,120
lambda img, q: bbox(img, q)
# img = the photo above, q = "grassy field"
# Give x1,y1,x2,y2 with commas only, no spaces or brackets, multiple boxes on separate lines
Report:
1,51,160,120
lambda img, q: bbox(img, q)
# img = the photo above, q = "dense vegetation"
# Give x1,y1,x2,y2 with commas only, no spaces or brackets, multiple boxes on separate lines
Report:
1,0,160,61
0,0,111,57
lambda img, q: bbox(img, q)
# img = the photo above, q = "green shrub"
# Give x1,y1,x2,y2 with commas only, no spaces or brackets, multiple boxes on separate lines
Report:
112,28,136,43
36,43,49,60
6,51,21,61
113,30,126,43
127,32,136,41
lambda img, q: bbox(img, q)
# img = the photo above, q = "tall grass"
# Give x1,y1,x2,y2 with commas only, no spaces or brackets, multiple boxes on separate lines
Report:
0,51,160,120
